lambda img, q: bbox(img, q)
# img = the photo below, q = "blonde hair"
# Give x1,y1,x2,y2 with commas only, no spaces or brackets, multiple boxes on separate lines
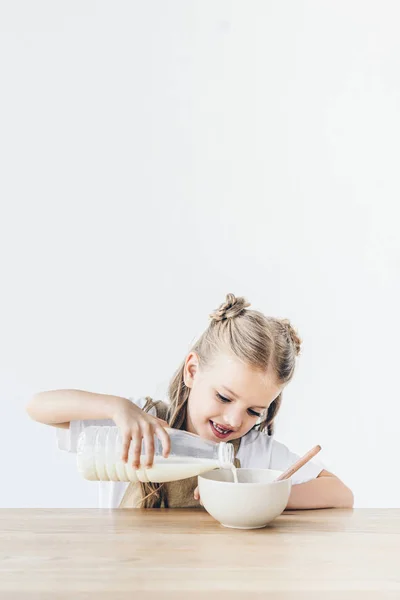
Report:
139,293,302,508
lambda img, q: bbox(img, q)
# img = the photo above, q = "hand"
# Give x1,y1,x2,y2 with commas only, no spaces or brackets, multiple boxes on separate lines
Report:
111,398,170,468
194,486,203,506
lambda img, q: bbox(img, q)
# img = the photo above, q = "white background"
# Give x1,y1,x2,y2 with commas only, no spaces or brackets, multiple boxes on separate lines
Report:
0,1,399,508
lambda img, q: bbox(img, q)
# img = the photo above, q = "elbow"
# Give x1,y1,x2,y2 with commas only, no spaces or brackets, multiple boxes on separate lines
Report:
26,393,42,422
337,485,354,509
345,489,355,509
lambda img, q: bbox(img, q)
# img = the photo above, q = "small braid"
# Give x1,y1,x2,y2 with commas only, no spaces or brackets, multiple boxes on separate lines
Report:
209,293,251,322
281,319,302,356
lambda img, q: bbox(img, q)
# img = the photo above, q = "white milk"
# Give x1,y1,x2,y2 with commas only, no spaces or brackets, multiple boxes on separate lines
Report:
81,456,221,483
231,464,239,484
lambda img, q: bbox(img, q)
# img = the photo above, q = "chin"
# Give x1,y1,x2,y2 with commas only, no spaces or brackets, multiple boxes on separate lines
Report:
197,426,215,441
191,423,213,441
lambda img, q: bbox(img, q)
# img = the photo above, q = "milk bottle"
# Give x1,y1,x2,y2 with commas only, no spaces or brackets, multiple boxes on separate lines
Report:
77,426,234,483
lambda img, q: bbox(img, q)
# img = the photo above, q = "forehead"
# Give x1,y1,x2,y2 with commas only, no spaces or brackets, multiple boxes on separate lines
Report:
204,351,282,406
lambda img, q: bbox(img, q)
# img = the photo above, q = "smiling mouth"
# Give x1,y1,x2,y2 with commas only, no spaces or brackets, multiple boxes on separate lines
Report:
209,420,233,438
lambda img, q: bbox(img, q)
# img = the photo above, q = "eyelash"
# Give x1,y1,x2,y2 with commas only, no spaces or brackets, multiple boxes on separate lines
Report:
216,392,262,418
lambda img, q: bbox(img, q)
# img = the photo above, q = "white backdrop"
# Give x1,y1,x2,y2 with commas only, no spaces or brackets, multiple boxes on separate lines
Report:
0,1,399,508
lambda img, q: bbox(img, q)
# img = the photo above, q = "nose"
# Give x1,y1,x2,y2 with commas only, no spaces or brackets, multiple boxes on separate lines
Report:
223,406,243,431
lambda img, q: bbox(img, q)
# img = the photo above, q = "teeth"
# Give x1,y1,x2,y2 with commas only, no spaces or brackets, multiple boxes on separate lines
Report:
213,422,230,434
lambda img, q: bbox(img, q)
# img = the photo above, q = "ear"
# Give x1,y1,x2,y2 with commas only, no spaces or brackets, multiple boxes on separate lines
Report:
183,352,199,388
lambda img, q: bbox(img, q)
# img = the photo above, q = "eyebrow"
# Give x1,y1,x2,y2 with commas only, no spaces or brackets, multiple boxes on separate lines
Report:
221,386,269,410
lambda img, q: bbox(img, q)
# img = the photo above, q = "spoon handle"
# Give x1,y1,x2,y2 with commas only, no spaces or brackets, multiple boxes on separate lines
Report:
275,445,322,482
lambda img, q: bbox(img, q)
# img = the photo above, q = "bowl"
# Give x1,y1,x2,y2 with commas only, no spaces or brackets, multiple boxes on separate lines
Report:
197,468,292,529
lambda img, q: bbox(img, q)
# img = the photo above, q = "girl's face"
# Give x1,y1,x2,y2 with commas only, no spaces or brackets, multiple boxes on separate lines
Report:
184,351,283,442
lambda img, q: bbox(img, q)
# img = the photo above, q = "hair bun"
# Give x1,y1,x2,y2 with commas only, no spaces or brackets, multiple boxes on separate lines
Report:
210,293,251,322
281,319,302,356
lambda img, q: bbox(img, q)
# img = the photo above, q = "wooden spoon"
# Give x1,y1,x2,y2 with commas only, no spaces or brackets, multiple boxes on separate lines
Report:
274,445,322,482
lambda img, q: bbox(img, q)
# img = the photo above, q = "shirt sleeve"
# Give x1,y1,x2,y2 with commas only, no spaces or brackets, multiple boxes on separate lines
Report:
56,396,152,454
269,438,325,484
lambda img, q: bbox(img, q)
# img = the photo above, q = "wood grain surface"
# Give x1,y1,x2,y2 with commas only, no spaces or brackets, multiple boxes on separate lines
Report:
1,508,399,599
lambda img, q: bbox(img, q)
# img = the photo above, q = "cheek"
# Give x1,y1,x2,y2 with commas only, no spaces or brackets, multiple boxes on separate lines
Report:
241,417,257,433
188,391,217,420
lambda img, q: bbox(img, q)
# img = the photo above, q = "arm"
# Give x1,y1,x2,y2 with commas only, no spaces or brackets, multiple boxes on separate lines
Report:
194,470,353,509
26,389,123,428
285,470,354,510
26,389,170,466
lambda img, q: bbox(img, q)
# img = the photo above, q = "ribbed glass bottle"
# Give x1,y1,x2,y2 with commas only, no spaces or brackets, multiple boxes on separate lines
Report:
77,426,234,483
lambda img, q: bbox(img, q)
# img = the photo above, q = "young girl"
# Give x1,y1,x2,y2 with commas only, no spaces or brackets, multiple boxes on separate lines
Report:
27,293,354,510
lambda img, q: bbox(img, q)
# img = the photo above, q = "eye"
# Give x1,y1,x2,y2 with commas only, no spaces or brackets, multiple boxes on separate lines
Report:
248,408,262,418
216,392,231,404
216,392,263,418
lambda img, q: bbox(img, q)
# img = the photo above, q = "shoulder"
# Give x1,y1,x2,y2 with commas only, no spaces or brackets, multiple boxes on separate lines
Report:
240,428,272,447
267,437,325,483
239,429,310,463
236,429,273,468
128,396,155,416
127,396,168,418
128,396,149,411
237,430,324,482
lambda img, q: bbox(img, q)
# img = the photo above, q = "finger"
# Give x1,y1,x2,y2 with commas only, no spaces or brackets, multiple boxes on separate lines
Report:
130,428,142,469
156,417,169,427
142,423,155,468
121,433,131,463
194,486,200,500
155,425,171,458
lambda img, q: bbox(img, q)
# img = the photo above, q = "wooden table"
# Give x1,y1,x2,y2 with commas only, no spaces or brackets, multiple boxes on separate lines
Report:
1,508,399,599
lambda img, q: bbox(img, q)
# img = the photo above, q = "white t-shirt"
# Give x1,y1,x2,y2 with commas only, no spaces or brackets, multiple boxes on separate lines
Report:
56,396,325,508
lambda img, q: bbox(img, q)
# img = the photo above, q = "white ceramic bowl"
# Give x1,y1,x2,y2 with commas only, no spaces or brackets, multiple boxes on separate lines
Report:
198,468,292,529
